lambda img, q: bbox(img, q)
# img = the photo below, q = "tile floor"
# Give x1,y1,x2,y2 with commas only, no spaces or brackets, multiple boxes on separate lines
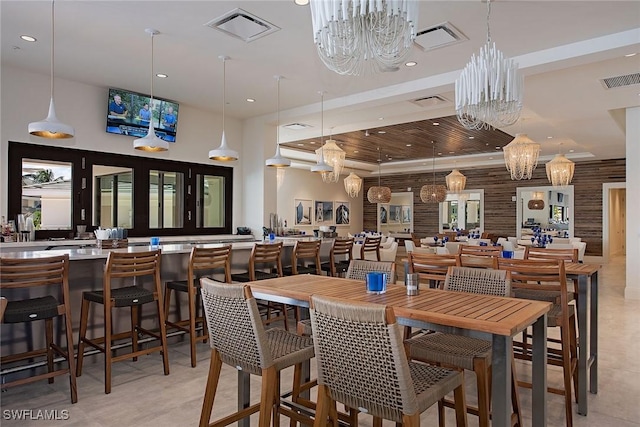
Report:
1,253,638,426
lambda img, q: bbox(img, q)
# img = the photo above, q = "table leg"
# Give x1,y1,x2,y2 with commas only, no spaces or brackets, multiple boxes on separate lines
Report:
532,314,548,427
590,272,598,394
238,370,251,427
491,334,512,427
577,274,589,415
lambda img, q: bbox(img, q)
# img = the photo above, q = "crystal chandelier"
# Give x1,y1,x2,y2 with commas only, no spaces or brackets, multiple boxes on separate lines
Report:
309,0,419,76
446,169,467,194
367,148,391,204
503,133,540,180
315,136,345,183
29,0,75,139
421,142,447,203
546,154,575,188
455,0,523,130
344,172,362,198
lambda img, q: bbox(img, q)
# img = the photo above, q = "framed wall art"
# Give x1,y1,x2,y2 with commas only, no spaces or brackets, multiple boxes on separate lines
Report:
294,199,313,225
334,201,350,225
314,200,334,225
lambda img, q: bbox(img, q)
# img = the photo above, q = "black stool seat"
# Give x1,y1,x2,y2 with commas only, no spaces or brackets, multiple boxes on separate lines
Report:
166,279,195,293
232,270,278,282
3,296,59,323
83,286,154,307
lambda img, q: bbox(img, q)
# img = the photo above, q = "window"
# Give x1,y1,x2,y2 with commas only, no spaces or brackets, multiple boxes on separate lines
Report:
94,166,133,229
196,174,225,228
150,170,184,229
21,159,72,231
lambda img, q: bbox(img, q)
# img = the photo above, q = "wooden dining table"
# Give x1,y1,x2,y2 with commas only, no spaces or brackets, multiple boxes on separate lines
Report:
248,274,552,427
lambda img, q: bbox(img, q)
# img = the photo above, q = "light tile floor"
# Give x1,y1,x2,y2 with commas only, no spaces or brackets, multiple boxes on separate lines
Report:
1,254,638,426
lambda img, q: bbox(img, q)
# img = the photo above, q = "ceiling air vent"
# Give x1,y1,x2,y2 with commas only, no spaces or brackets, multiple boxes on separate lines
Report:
601,73,640,89
205,8,280,42
414,22,467,52
410,95,450,108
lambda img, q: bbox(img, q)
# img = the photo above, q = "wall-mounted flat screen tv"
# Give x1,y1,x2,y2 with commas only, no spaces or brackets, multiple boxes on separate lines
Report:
106,88,179,143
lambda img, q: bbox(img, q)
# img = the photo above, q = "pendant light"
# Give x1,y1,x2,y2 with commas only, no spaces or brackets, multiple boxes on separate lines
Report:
546,143,575,187
265,76,291,168
310,91,333,174
446,168,467,194
133,29,169,152
367,148,391,204
209,56,238,161
344,171,363,198
28,0,75,139
503,133,540,180
420,142,447,203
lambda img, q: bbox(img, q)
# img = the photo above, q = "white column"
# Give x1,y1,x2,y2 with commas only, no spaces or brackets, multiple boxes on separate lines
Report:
625,106,640,299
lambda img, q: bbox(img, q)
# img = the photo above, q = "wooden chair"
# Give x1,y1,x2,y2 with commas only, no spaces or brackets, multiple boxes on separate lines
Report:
231,242,290,330
458,245,501,269
309,294,468,426
0,255,78,403
163,245,232,368
405,267,522,427
198,279,314,427
408,252,461,289
319,237,354,277
524,246,579,301
283,239,321,276
358,235,382,261
76,250,170,394
498,258,578,427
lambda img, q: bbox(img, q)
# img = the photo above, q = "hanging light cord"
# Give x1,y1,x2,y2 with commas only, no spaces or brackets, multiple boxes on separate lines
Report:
276,77,280,144
50,0,55,100
222,57,226,134
432,142,437,185
378,147,382,186
150,32,155,103
319,91,325,162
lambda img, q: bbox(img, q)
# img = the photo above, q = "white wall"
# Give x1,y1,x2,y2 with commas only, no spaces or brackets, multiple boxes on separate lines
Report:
610,189,626,256
625,107,640,299
0,65,244,228
276,168,363,237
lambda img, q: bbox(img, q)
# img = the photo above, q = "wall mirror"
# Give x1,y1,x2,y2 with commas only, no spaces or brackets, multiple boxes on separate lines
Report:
378,192,413,235
516,185,574,239
439,190,484,233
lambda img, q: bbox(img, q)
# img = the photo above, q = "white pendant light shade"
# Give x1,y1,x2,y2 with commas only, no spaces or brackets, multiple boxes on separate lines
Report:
546,153,575,187
344,172,362,198
209,56,238,161
134,28,168,152
209,131,238,161
446,169,467,193
311,91,334,174
29,0,74,139
266,76,291,168
315,138,345,183
29,98,75,139
503,133,540,180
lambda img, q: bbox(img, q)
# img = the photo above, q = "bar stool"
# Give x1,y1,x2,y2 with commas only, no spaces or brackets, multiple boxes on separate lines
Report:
76,249,170,394
231,242,290,330
164,245,232,368
0,254,77,403
283,240,321,276
318,237,354,277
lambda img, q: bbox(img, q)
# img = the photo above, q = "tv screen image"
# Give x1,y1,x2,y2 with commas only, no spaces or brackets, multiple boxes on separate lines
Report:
106,88,179,143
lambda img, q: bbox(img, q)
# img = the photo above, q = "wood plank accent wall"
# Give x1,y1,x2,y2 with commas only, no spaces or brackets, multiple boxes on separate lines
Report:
363,159,626,256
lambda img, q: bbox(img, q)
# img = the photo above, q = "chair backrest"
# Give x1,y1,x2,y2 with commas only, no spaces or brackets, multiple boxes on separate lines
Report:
360,236,382,261
404,240,416,252
0,255,71,323
199,278,271,375
346,260,396,284
309,295,417,420
408,252,460,288
444,231,458,241
525,246,578,263
190,245,232,284
331,238,354,260
458,245,500,269
444,266,511,297
105,249,161,286
545,243,575,250
249,242,283,280
498,258,569,306
291,240,322,274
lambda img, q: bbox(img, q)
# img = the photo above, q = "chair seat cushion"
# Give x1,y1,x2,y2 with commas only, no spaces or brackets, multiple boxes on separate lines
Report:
406,332,491,371
83,286,155,307
231,271,279,283
3,296,59,323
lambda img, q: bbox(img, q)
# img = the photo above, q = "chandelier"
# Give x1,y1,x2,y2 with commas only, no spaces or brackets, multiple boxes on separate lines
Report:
315,137,345,183
503,133,540,180
421,142,447,203
446,169,467,194
367,148,391,204
546,153,575,188
309,0,419,76
344,172,362,198
455,0,523,130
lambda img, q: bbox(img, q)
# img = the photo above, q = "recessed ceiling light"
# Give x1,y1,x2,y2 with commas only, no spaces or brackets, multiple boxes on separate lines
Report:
294,0,309,5
468,136,474,139
489,156,494,160
378,117,384,120
297,143,304,146
449,151,454,154
405,61,417,67
495,146,501,149
388,157,393,160
432,122,439,126
353,150,359,153
20,35,36,42
569,149,575,153
486,143,489,146
625,53,637,57
406,144,412,147
156,73,168,78
310,141,316,144
547,136,553,139
246,98,255,103
438,152,443,156
378,131,386,134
